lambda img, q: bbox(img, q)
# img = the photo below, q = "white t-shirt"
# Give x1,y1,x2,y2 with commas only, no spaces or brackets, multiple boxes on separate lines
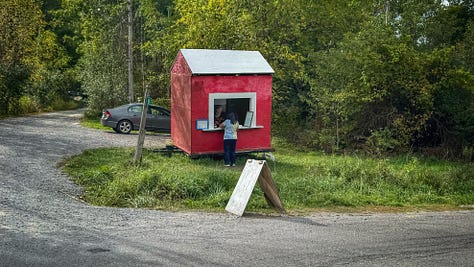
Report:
223,119,238,140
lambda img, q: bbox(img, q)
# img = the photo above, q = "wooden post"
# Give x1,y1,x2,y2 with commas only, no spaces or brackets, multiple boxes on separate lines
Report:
133,89,149,164
226,159,284,216
127,0,134,103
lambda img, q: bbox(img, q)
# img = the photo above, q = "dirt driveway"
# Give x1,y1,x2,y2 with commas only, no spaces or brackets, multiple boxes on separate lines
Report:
1,109,473,266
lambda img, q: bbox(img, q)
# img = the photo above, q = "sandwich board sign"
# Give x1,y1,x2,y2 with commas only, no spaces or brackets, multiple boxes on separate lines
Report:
225,159,284,216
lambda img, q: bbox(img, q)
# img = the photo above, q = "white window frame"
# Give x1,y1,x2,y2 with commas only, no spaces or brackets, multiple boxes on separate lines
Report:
208,92,257,128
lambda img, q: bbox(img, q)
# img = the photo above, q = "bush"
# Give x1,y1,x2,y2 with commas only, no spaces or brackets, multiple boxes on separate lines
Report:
19,95,41,114
366,128,401,156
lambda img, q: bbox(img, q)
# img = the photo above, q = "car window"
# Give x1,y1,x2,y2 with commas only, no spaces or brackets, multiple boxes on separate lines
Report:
150,107,170,116
128,105,142,113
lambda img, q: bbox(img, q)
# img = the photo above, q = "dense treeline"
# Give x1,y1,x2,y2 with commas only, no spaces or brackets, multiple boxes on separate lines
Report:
0,0,78,114
1,0,473,159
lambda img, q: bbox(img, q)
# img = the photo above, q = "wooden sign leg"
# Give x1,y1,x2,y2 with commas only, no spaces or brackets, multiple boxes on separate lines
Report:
258,161,285,213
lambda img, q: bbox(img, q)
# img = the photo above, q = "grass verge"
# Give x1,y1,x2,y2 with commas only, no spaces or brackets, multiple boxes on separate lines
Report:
81,117,110,131
61,141,474,214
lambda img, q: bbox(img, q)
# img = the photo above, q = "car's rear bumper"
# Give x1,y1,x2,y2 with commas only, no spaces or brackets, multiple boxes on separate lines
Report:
101,119,117,128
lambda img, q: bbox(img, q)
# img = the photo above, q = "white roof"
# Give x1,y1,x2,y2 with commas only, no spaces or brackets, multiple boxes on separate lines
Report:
180,49,274,75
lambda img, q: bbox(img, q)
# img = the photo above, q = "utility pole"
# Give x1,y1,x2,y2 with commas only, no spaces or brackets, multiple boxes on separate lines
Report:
128,0,134,103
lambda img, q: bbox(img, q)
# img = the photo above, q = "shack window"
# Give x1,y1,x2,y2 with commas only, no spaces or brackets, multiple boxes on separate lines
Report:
209,92,256,128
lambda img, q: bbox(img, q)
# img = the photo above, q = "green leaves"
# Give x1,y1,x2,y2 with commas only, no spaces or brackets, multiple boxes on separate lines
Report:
0,0,44,64
2,0,472,157
305,2,474,156
0,0,43,114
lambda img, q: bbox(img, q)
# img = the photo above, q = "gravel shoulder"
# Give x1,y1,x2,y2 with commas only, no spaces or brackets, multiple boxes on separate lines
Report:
1,109,473,266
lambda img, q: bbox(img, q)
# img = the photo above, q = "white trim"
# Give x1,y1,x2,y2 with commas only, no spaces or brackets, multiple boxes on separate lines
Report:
208,92,257,128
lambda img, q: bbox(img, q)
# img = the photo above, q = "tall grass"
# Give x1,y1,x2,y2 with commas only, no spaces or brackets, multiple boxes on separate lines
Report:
62,145,474,212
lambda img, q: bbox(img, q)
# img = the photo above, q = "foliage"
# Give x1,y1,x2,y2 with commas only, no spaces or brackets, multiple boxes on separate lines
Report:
78,40,128,117
0,63,31,115
304,2,474,157
308,22,435,153
75,0,130,116
62,145,474,211
0,0,78,115
2,0,473,159
0,0,41,115
28,30,72,106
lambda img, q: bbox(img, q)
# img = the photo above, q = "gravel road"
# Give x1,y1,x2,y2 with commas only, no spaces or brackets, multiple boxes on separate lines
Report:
1,109,473,267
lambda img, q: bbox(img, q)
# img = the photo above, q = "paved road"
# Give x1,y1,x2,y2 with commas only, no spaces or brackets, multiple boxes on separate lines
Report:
0,109,473,267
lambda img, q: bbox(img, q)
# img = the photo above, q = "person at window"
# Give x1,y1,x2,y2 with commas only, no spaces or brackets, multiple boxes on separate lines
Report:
214,105,225,128
220,112,239,166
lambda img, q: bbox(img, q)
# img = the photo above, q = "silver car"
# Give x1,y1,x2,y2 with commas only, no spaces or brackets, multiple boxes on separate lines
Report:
101,103,171,134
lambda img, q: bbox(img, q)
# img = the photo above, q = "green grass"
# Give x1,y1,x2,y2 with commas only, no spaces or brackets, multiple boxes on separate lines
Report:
61,142,474,213
81,117,110,131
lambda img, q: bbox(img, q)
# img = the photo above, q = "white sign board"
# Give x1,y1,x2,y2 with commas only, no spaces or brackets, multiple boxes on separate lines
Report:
226,159,284,216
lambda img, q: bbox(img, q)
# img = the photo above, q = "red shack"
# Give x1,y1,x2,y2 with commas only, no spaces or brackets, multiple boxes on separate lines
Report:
170,49,274,156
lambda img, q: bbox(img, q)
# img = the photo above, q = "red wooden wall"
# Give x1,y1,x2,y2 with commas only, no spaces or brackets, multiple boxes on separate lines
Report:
170,52,192,154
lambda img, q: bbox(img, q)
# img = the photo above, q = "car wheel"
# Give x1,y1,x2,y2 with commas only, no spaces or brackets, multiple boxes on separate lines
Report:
117,120,132,134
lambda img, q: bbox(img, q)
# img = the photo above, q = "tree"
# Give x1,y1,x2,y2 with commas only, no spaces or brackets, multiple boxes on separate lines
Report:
54,0,131,115
45,0,473,158
137,0,176,99
81,3,129,115
28,29,72,107
308,15,437,154
0,0,44,114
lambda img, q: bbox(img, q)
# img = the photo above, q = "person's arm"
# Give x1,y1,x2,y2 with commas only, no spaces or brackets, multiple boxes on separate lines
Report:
219,120,226,129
